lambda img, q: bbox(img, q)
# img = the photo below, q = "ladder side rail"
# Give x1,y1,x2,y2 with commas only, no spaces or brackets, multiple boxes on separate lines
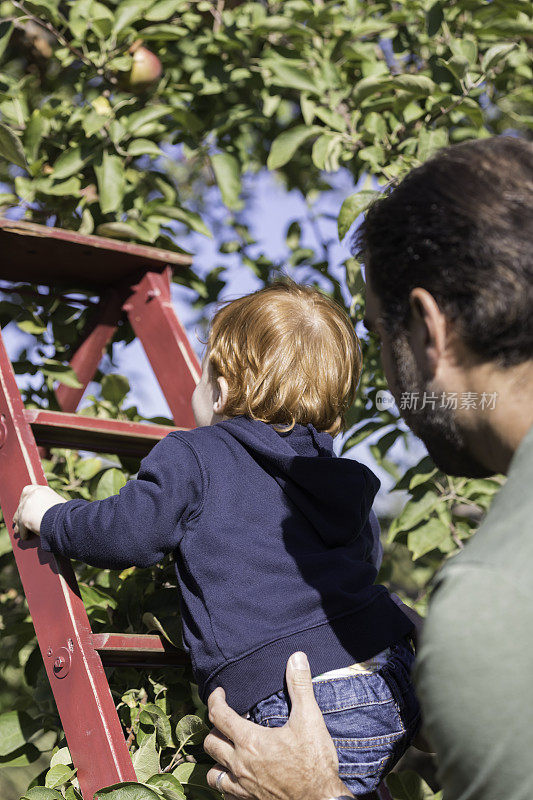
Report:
124,268,201,428
0,329,137,800
56,287,128,413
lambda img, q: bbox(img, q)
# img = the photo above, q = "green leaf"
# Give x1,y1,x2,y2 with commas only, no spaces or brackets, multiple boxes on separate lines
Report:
140,704,173,749
23,0,60,24
17,318,46,335
391,492,442,539
83,111,108,138
0,710,40,755
50,746,73,768
0,21,13,61
407,518,450,560
79,583,117,610
351,76,391,105
450,38,477,66
387,770,440,799
25,110,46,162
45,764,77,789
65,788,83,800
267,125,321,170
101,373,130,404
95,468,127,500
0,743,41,767
90,1,115,37
126,106,171,134
426,2,443,36
146,774,185,800
311,133,342,171
393,74,437,96
337,190,380,240
416,128,448,163
42,360,82,388
132,732,160,783
153,205,211,237
173,763,211,789
36,177,81,197
127,139,162,157
68,0,93,39
482,43,518,72
211,152,242,210
142,612,182,647
0,527,12,558
145,0,185,21
314,107,346,132
140,24,188,40
95,784,161,800
113,0,148,34
461,478,501,498
52,147,86,180
75,458,104,481
96,222,141,240
394,456,437,492
94,152,125,214
175,715,208,748
0,121,27,169
267,61,320,94
23,788,64,800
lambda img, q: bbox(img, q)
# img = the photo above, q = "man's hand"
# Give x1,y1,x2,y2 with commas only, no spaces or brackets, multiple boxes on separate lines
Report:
13,485,66,540
204,652,353,800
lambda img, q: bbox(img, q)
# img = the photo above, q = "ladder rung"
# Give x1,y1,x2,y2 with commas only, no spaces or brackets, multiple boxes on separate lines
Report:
92,633,188,667
25,409,183,456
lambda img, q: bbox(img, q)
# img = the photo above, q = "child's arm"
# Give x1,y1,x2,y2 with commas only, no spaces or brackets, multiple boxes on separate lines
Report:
13,433,202,570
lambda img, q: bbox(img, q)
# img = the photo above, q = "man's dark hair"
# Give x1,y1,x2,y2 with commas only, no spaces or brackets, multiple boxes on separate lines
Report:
355,136,533,366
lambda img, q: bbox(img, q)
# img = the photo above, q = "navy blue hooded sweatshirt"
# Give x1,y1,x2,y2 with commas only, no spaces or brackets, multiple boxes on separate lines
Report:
40,416,413,714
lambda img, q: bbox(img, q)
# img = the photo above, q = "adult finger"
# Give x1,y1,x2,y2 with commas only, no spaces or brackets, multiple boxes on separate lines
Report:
285,652,322,725
204,729,236,770
206,766,252,799
208,687,254,743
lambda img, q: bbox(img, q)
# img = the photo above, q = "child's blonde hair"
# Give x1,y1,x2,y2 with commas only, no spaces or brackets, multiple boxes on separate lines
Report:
207,279,362,436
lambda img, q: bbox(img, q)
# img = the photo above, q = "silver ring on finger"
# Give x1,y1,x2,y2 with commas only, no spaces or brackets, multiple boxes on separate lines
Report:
215,769,226,793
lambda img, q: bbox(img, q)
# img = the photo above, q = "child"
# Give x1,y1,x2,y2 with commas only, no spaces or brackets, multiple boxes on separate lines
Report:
14,280,420,795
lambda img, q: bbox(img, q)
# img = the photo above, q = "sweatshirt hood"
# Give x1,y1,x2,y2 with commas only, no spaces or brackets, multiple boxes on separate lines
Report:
216,416,380,549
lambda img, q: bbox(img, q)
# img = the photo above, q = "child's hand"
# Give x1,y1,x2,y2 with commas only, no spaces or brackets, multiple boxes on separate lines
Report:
13,485,67,540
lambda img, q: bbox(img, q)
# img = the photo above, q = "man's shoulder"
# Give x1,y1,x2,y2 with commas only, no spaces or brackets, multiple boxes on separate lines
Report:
416,561,533,800
448,440,533,594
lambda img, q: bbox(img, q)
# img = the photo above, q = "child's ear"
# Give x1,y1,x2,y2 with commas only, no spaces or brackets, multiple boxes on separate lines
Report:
213,376,229,416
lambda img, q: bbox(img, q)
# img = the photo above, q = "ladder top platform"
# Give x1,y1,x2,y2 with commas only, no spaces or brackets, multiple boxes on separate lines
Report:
0,217,193,287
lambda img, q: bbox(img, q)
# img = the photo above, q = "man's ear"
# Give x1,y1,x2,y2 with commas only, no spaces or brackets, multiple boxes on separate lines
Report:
213,376,229,416
408,288,448,379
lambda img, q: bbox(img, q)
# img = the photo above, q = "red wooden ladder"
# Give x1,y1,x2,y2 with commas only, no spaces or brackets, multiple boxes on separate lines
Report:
0,218,393,800
0,218,198,799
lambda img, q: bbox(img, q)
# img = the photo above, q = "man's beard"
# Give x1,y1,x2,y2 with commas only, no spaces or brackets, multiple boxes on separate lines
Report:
390,335,491,478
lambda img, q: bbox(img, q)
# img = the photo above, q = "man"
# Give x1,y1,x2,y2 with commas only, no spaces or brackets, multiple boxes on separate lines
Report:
204,136,533,800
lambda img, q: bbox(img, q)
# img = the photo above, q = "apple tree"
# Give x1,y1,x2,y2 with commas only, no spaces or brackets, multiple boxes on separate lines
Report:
0,1,530,797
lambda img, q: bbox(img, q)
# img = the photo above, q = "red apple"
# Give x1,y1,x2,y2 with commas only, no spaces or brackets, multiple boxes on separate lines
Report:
125,46,162,91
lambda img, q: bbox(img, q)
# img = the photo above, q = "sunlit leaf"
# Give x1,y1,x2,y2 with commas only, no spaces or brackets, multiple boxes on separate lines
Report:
0,121,27,169
267,125,321,170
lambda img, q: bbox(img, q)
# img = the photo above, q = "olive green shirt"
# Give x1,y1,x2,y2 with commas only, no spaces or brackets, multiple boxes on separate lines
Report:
415,423,533,800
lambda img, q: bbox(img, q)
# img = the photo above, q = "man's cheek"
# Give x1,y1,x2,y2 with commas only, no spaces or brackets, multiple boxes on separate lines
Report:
379,340,401,401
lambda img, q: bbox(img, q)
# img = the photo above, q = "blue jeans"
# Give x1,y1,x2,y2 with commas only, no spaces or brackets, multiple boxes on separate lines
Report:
248,640,421,796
